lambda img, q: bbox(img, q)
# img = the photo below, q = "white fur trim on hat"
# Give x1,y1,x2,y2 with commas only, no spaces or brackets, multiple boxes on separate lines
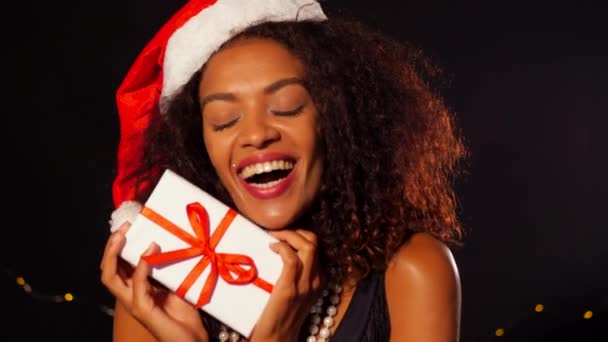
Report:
109,200,143,232
160,0,327,111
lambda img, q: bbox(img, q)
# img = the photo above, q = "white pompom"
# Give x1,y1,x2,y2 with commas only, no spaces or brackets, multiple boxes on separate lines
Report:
109,201,143,232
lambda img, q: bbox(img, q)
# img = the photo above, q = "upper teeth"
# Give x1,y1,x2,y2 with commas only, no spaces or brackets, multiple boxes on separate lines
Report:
239,160,294,180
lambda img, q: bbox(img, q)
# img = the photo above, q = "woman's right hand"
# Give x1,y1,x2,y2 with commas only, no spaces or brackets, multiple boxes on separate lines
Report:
100,222,209,342
248,229,324,342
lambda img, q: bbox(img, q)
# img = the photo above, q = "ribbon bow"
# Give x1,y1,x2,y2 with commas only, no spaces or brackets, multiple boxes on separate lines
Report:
141,202,272,307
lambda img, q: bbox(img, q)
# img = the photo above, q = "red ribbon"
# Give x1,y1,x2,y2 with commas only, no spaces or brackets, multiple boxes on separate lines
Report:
141,202,273,307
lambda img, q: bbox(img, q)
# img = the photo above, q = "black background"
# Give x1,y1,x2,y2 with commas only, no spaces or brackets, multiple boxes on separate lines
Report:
2,1,606,341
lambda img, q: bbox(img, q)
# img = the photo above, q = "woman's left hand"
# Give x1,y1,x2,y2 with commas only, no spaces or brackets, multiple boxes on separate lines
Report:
100,222,209,342
247,229,323,342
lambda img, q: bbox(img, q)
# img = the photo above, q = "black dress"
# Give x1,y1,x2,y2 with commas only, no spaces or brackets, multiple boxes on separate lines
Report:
204,272,390,341
331,272,390,341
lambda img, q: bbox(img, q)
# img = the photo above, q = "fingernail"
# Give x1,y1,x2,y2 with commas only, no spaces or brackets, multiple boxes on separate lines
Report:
144,242,157,254
118,222,131,232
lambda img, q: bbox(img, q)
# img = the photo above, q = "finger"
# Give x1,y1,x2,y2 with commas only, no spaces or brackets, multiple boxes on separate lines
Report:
294,229,318,245
294,230,323,292
269,241,302,291
269,230,317,255
100,222,130,270
100,225,132,303
292,230,320,284
131,242,158,316
255,241,307,338
116,259,135,288
270,230,318,279
131,244,200,340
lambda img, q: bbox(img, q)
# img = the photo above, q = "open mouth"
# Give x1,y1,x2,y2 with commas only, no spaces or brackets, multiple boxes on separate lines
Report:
239,160,294,188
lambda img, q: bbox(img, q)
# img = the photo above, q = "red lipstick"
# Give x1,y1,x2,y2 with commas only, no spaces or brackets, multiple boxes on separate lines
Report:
236,152,296,199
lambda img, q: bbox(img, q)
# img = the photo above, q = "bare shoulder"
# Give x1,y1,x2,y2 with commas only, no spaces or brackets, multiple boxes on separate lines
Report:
385,232,461,341
387,232,460,282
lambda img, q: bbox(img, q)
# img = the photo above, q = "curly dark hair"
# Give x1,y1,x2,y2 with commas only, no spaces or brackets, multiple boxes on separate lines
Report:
131,17,466,279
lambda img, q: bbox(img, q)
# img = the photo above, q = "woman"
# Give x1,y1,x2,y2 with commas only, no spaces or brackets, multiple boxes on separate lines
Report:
101,0,466,341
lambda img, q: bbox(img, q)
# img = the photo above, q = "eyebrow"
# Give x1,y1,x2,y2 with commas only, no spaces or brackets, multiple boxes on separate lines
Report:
200,77,307,110
264,77,306,94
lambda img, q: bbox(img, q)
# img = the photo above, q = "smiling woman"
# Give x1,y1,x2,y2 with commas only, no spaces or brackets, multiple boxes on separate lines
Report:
199,39,323,230
100,1,466,341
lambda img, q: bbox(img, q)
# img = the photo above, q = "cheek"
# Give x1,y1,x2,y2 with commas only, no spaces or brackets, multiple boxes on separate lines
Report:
306,119,323,160
301,122,324,184
202,131,225,173
203,131,241,195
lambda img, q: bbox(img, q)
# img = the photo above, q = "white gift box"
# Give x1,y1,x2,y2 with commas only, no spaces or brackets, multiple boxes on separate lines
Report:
120,169,283,338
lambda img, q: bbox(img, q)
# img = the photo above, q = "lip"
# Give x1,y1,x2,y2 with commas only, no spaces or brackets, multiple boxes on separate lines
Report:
235,152,297,200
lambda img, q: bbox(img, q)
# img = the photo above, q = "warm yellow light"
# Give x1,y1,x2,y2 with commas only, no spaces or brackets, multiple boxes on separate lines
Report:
535,304,544,312
16,277,25,286
583,311,593,319
495,328,504,336
64,293,74,302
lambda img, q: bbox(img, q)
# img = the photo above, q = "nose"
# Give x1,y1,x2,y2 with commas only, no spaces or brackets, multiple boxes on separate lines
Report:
237,111,280,149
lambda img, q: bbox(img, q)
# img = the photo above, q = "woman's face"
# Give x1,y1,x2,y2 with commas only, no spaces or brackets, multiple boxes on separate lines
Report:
199,38,323,230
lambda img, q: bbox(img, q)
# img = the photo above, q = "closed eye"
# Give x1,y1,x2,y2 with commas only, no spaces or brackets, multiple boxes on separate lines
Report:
211,117,239,131
271,104,305,117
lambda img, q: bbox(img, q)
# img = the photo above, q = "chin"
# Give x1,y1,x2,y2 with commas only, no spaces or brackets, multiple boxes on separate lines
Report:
235,196,316,231
242,207,303,231
250,215,296,231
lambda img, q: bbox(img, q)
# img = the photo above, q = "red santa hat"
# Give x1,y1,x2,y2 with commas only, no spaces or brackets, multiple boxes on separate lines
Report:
109,0,327,231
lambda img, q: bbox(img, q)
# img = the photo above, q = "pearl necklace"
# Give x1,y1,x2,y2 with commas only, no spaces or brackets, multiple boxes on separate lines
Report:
305,280,343,342
219,267,343,342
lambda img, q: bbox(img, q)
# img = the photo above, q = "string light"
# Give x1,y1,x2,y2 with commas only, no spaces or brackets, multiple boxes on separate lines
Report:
492,300,603,339
2,264,115,317
3,263,604,337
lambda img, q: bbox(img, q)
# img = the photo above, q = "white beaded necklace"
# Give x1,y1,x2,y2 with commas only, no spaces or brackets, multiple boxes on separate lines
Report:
218,267,344,342
305,279,343,342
